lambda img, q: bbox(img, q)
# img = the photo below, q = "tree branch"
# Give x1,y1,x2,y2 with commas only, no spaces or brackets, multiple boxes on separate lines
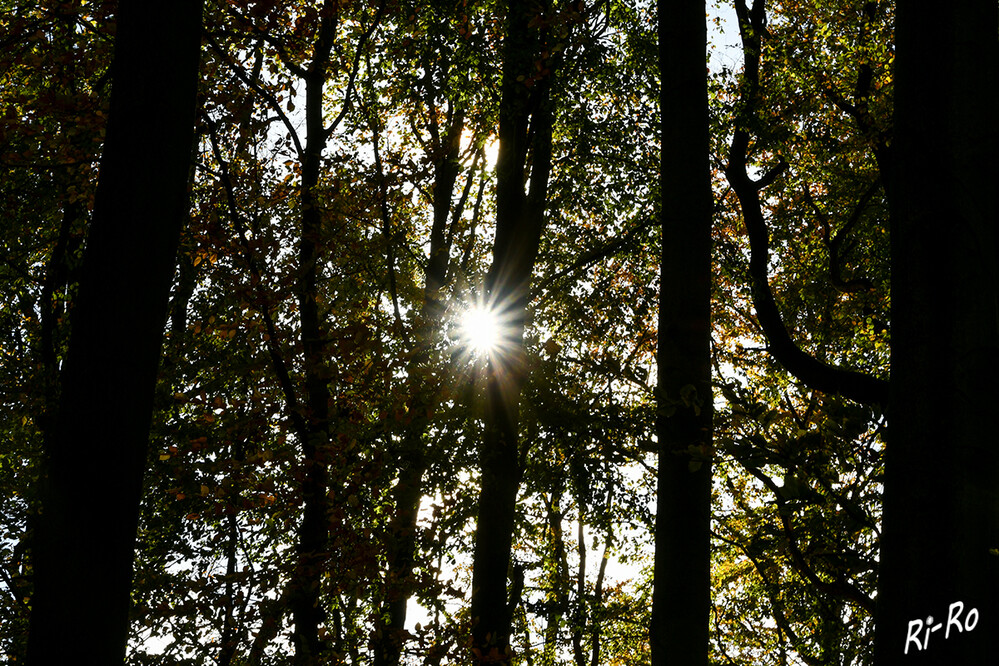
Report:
323,0,387,139
205,33,306,162
725,0,888,406
204,120,308,440
532,216,656,303
743,464,876,615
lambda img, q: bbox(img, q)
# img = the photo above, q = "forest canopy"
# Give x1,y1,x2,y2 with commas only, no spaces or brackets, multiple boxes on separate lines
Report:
5,0,993,664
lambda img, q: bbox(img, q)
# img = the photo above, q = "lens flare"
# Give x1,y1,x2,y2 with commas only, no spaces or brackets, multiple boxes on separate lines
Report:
461,304,501,354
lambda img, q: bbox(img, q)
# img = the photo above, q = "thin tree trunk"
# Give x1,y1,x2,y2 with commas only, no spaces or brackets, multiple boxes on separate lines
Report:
289,42,335,664
541,490,570,665
219,439,247,666
650,0,713,664
26,1,203,662
372,96,466,666
725,0,887,408
208,6,385,660
874,1,999,663
38,195,82,435
589,538,610,666
570,514,586,666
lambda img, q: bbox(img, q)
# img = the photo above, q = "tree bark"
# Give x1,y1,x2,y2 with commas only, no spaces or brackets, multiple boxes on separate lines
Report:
26,1,203,662
874,1,999,664
650,0,713,664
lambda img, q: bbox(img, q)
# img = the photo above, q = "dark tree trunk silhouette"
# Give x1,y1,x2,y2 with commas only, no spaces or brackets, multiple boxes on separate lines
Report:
372,101,468,666
205,5,384,660
287,17,336,661
874,1,999,664
469,0,557,661
26,0,203,662
650,0,713,664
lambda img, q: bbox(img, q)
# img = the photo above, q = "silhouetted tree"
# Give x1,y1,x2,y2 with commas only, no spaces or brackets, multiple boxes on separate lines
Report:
26,1,203,662
650,0,713,663
875,1,999,664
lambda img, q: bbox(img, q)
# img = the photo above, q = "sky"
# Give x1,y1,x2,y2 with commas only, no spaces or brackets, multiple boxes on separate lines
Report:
708,1,743,75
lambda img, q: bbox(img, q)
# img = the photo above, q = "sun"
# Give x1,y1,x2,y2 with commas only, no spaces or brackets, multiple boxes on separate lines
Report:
461,303,502,354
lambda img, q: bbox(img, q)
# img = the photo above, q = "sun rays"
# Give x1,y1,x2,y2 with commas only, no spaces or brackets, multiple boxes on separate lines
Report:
461,305,502,354
456,292,523,367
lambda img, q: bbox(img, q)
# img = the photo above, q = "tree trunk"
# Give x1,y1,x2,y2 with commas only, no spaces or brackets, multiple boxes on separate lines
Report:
650,0,713,664
874,2,999,664
469,0,556,661
372,94,465,666
26,1,203,662
289,48,335,666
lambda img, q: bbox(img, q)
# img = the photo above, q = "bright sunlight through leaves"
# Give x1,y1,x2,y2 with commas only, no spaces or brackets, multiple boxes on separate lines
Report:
461,304,502,354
